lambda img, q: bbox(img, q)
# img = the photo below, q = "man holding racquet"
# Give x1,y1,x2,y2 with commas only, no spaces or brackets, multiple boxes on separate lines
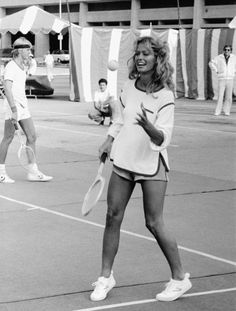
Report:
0,37,52,183
90,36,192,302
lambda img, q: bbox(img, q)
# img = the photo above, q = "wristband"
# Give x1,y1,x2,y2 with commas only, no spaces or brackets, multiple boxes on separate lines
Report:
11,106,17,112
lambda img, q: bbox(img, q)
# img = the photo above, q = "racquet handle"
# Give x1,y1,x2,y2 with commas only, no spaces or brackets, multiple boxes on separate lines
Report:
13,122,19,131
100,152,107,164
98,153,107,175
13,122,24,144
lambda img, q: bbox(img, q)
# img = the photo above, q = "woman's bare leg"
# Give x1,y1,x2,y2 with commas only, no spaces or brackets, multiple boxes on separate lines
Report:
101,172,135,277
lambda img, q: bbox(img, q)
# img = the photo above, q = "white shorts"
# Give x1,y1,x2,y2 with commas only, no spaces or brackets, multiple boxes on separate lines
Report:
113,158,168,182
4,99,31,121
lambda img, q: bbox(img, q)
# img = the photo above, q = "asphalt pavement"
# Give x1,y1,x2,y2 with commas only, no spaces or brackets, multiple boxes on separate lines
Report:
0,73,235,311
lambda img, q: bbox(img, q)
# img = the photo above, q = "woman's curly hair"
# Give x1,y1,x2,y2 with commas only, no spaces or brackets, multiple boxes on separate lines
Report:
128,36,175,93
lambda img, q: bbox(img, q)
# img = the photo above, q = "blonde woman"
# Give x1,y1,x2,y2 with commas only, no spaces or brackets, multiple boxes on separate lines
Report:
90,36,192,302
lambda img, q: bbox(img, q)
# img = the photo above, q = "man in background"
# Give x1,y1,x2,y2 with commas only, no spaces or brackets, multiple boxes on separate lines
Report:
209,45,236,116
88,78,115,126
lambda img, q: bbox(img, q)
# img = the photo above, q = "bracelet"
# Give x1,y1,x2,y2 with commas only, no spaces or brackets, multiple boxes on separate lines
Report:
11,106,17,112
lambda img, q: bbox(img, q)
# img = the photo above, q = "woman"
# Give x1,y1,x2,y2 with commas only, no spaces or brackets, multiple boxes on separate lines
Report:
90,36,192,302
0,37,52,183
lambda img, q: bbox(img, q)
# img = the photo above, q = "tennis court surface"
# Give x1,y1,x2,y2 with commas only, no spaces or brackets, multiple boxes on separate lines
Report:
0,97,235,311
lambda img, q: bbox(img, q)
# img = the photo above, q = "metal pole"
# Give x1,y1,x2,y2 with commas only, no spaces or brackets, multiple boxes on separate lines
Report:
59,0,62,50
177,0,181,28
66,0,71,25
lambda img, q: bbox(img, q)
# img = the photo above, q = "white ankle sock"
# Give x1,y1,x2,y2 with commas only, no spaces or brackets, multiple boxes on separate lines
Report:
28,163,39,173
0,164,6,174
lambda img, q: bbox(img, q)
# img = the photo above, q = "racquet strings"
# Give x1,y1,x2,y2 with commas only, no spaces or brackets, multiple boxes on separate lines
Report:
18,145,36,170
82,179,103,214
15,127,36,170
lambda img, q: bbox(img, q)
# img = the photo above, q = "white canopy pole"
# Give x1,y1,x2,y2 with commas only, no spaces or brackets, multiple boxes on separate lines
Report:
59,0,63,50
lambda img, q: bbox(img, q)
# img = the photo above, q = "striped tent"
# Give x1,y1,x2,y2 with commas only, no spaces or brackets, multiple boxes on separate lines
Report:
0,6,69,35
69,25,178,102
70,26,236,102
178,28,236,100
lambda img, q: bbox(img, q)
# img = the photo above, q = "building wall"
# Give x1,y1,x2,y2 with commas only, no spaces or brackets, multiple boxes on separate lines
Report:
0,0,235,56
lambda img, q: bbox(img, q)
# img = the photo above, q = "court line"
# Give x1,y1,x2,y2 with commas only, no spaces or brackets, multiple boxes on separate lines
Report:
175,111,230,117
72,287,236,311
35,110,88,118
35,119,232,143
175,125,235,135
36,124,179,146
0,194,235,267
37,125,104,137
37,109,214,119
75,288,236,311
36,123,235,137
35,108,235,120
32,108,236,135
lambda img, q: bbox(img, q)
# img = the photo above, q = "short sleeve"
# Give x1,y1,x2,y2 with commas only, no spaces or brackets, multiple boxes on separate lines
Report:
149,90,175,151
4,62,15,82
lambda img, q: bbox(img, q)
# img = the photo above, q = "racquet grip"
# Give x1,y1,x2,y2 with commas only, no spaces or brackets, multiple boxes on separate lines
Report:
13,122,19,130
100,152,107,163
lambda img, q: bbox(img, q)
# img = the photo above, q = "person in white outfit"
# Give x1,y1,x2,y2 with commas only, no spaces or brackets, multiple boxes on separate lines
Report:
88,78,115,126
0,37,53,183
26,53,37,76
44,50,54,82
209,45,236,116
90,36,192,303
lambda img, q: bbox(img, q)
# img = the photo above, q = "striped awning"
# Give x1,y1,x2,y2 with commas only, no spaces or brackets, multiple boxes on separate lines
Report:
0,6,69,35
229,16,236,29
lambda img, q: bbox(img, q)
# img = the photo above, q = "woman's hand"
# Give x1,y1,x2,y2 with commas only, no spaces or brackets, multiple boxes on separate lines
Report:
99,135,114,159
135,103,164,146
135,103,152,129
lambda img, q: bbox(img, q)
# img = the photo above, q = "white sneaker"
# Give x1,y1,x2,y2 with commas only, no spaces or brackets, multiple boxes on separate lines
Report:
90,272,116,301
27,171,53,182
0,174,15,183
156,273,192,302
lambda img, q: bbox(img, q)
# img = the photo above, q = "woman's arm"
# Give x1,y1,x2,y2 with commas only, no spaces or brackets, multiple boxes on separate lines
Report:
99,135,114,159
99,97,124,159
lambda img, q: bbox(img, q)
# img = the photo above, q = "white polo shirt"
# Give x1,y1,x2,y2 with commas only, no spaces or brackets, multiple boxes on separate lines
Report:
3,60,30,120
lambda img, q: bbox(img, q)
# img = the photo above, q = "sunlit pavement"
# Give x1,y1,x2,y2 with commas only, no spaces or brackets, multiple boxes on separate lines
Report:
35,64,69,76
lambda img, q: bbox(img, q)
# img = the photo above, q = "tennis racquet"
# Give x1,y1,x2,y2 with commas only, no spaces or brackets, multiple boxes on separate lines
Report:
81,153,107,216
14,123,36,171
